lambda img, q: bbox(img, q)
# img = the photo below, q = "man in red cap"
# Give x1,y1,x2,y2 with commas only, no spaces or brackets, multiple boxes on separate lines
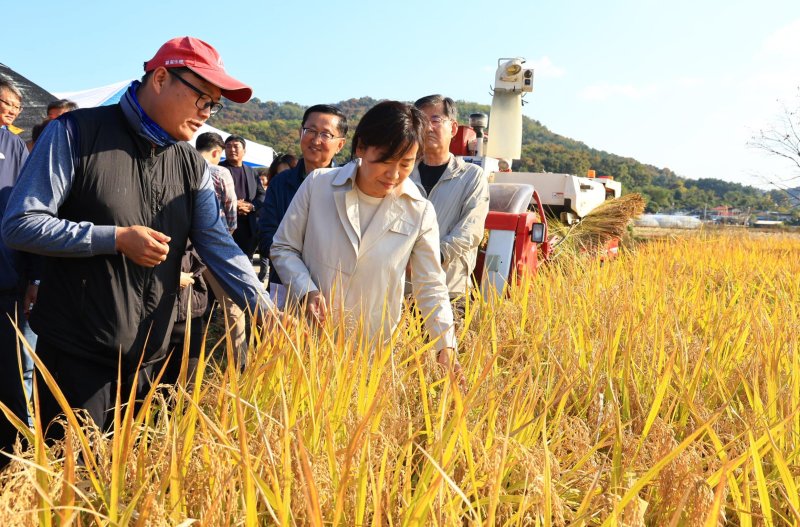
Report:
2,37,278,440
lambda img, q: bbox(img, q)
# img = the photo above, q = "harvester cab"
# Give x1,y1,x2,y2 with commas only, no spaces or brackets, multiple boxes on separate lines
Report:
455,58,623,296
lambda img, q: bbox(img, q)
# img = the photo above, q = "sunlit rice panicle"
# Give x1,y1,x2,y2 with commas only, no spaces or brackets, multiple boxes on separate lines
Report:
0,230,799,524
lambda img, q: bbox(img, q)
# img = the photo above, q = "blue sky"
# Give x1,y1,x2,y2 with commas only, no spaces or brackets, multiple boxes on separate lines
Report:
6,0,800,189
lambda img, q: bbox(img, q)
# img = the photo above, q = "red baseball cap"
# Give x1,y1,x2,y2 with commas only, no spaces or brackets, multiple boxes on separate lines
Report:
144,36,253,103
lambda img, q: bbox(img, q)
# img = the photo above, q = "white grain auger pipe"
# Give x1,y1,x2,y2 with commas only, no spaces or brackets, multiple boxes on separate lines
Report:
485,58,533,161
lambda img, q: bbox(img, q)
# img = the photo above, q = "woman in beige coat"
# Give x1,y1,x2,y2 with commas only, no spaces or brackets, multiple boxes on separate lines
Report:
270,101,461,374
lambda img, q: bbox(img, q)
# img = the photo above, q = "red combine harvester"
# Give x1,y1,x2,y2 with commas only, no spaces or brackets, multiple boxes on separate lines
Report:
453,58,622,296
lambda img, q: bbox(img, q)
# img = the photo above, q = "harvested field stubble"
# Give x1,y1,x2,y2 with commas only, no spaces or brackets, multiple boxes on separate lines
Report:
1,231,800,525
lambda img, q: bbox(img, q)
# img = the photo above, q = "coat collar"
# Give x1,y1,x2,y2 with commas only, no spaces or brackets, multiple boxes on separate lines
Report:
409,154,467,195
330,160,423,257
331,159,426,202
441,154,465,181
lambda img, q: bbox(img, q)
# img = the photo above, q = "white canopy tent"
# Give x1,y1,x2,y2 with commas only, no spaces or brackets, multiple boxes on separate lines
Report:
55,80,274,167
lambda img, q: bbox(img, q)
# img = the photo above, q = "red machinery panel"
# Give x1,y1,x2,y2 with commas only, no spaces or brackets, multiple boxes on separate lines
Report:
473,190,551,287
450,126,477,156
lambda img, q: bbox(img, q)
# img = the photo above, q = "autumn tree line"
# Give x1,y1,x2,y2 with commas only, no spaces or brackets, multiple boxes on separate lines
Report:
209,97,800,218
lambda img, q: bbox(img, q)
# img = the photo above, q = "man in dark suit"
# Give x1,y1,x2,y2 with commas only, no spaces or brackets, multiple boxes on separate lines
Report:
220,135,264,259
257,104,348,308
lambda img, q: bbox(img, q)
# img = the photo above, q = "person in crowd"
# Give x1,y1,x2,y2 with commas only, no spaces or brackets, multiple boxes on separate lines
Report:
257,168,269,191
195,132,237,232
1,36,279,440
0,121,34,468
270,101,463,383
259,105,347,308
194,131,247,362
255,153,299,282
27,121,48,152
256,166,271,281
0,80,23,132
46,99,78,121
27,100,80,151
410,95,489,315
0,80,40,429
284,154,298,169
267,154,297,184
220,135,263,259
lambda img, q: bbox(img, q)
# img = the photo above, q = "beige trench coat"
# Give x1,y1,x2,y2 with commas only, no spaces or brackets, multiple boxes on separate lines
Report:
270,160,455,349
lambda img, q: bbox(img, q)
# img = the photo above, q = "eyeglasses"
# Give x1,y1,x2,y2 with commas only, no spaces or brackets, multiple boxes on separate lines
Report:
302,127,341,142
168,70,224,115
429,115,451,126
0,97,22,113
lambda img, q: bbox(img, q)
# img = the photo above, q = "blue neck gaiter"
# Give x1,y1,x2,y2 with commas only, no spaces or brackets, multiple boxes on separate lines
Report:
119,81,177,147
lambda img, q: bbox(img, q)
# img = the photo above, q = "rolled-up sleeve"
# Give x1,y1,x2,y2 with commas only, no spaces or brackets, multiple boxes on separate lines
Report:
269,176,318,299
190,167,274,314
1,118,117,257
411,201,456,349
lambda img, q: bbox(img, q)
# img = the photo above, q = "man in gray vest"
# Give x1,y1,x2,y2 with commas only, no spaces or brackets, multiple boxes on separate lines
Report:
410,95,489,313
2,37,279,439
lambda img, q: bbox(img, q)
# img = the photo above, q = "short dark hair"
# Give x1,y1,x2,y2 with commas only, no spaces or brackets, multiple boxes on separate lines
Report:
278,153,297,167
267,153,298,180
225,135,246,149
414,94,458,120
351,101,426,162
47,99,78,113
302,104,349,137
195,131,226,152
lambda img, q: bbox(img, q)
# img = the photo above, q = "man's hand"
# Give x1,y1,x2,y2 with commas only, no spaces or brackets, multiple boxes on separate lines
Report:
437,347,467,393
115,226,171,267
305,291,327,325
179,272,195,289
23,283,38,318
237,199,254,215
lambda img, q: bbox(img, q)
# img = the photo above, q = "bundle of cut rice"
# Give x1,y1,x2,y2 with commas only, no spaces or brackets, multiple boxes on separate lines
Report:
547,193,645,258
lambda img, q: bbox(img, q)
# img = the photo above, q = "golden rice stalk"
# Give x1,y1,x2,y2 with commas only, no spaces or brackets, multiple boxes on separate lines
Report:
548,193,645,257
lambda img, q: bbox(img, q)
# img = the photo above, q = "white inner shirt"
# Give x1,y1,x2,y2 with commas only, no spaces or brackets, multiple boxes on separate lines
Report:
355,185,385,237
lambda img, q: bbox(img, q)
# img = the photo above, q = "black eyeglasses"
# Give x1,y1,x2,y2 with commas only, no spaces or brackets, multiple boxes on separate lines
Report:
168,70,224,115
301,127,340,142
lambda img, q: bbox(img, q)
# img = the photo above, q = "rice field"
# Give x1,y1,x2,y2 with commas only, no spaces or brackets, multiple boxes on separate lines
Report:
1,229,800,525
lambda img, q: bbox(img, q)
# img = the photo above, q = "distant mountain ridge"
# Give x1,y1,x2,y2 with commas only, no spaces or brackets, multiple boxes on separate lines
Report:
210,97,797,215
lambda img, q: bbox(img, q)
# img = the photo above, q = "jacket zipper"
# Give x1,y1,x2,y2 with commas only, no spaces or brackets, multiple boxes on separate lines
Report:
139,145,157,325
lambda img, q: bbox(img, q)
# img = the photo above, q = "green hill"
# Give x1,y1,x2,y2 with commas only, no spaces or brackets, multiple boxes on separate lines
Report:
210,97,796,217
